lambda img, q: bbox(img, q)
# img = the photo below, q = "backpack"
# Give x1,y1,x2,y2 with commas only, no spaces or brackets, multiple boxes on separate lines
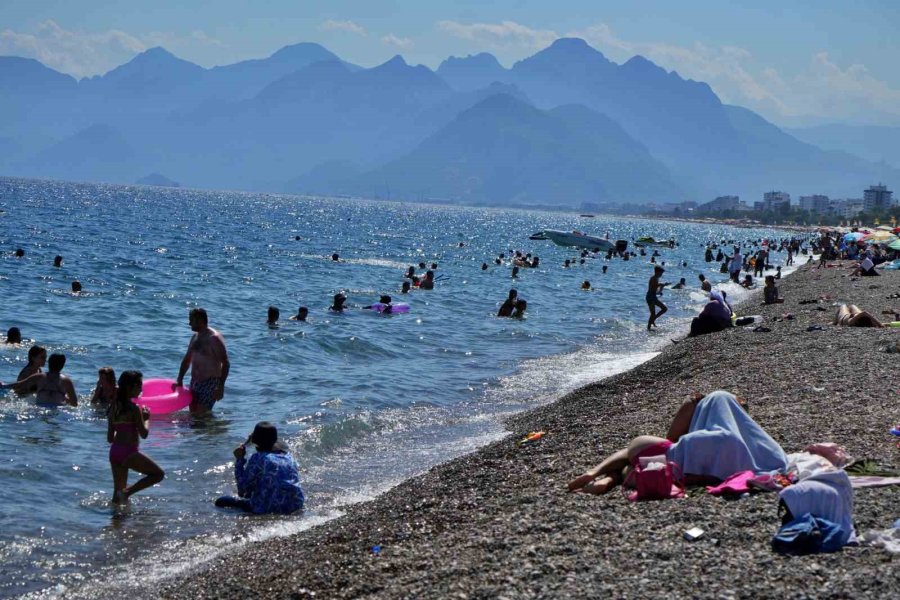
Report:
771,512,847,554
623,454,685,502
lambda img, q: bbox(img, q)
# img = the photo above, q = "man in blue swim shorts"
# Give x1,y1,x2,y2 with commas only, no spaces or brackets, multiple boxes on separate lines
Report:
175,308,230,414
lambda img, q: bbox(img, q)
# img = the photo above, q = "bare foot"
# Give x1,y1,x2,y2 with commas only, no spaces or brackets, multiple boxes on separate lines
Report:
580,476,617,495
112,489,128,504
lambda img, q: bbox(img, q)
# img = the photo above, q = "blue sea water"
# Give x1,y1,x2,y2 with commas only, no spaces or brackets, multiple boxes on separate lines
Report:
0,177,798,597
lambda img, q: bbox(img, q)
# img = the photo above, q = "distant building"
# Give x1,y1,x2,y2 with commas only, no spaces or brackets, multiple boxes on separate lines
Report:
698,195,748,213
863,184,894,211
755,191,791,212
830,199,864,218
799,194,830,213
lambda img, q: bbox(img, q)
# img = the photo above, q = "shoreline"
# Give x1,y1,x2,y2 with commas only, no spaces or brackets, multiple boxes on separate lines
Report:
86,266,900,599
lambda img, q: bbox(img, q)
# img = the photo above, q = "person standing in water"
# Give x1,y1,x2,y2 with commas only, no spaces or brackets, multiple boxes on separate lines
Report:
646,265,669,331
175,308,230,414
108,371,164,504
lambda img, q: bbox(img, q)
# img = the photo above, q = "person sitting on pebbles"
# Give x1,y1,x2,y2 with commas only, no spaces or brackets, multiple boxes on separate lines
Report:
215,422,305,514
833,304,884,328
568,390,787,495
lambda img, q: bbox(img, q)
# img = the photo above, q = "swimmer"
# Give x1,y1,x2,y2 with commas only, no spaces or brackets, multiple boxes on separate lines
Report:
364,295,393,314
174,308,230,414
602,265,608,274
672,277,686,290
71,281,82,293
405,266,416,279
290,306,309,321
14,248,24,258
53,255,62,268
420,270,435,290
91,366,117,406
16,345,46,391
494,258,502,265
108,370,164,504
6,353,78,406
431,263,438,270
512,299,527,319
564,259,571,268
481,263,488,271
531,257,540,268
498,289,518,317
331,253,340,262
741,274,753,289
418,262,426,269
401,281,411,294
581,280,591,290
5,327,21,344
330,293,347,312
511,266,519,279
267,306,280,325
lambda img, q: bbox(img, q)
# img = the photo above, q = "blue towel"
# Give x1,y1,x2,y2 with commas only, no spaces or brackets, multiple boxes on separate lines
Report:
667,390,788,480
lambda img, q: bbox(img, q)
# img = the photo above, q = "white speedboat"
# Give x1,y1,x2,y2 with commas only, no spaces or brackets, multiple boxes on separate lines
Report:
529,229,618,252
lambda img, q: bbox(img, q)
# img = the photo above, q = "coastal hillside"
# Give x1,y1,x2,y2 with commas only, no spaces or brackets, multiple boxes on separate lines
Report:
324,94,683,205
1,38,897,203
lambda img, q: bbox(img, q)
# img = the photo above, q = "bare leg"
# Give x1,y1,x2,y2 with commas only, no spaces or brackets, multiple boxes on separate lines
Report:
122,452,165,499
653,301,668,326
568,435,670,495
111,464,129,504
647,302,657,330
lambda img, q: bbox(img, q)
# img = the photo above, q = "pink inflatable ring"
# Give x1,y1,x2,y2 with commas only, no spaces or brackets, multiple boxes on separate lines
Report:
135,378,193,414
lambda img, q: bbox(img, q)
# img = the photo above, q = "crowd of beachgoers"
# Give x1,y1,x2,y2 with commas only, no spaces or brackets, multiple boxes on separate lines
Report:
5,223,900,597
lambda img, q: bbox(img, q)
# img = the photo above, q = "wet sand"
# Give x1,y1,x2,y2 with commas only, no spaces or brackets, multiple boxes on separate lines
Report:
141,265,900,598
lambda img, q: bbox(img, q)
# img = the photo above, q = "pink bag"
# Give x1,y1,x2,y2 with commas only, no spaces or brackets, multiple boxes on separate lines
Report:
624,455,685,501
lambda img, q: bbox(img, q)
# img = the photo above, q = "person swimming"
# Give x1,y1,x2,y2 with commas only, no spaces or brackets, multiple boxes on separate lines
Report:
364,295,394,314
581,280,591,290
330,293,347,312
5,327,21,344
498,289,518,317
91,366,117,406
290,306,309,321
267,306,280,325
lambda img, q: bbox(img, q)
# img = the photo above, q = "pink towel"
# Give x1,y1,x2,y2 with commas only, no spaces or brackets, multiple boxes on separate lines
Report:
706,470,755,495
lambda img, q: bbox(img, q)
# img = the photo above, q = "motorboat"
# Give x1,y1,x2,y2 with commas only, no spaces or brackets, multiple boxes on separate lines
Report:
529,229,622,252
634,236,675,248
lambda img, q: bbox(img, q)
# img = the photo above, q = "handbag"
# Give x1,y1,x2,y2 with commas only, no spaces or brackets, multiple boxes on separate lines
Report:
623,454,685,502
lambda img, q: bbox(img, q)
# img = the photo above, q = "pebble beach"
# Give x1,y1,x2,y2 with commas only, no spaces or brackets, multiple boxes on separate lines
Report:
94,264,900,599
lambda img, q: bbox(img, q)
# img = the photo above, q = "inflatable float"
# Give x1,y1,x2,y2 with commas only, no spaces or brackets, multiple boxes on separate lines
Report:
135,378,192,414
367,302,410,313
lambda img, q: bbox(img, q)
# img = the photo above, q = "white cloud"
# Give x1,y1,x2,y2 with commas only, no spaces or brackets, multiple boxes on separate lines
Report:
0,20,220,79
381,34,413,50
437,20,557,51
319,20,367,36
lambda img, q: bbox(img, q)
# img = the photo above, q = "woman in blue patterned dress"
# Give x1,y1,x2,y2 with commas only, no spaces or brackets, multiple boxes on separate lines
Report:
215,422,305,514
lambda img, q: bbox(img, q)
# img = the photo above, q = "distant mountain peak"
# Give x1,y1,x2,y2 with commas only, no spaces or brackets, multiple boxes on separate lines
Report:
513,37,613,72
440,52,502,68
380,55,409,69
546,37,605,58
269,42,337,62
623,55,663,73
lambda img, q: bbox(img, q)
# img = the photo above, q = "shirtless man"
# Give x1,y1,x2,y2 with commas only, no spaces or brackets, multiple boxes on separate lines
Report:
646,265,669,330
175,308,229,414
4,353,78,406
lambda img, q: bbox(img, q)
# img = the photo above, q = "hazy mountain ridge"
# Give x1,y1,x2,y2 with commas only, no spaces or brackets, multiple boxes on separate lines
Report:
1,38,895,206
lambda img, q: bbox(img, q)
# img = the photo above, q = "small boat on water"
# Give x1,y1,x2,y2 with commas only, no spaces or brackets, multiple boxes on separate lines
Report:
634,236,676,248
529,229,624,252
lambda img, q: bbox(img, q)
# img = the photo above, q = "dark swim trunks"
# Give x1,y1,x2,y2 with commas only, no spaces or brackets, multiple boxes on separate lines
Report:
191,378,223,410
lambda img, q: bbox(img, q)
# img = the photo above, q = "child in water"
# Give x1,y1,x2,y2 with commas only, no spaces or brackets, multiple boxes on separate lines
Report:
215,422,305,514
108,371,165,503
91,367,116,406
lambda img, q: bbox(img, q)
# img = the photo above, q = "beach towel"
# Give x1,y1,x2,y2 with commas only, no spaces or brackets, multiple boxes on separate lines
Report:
778,468,854,548
706,470,755,495
666,391,788,481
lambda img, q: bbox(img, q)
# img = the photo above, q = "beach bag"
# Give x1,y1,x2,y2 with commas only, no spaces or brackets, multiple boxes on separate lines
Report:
624,455,684,501
771,512,846,555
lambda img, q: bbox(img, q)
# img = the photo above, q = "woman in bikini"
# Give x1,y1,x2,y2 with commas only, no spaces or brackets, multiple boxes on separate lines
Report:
108,371,164,504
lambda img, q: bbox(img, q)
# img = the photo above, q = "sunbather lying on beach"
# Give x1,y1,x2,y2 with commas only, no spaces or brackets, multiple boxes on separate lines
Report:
833,304,884,328
567,390,787,495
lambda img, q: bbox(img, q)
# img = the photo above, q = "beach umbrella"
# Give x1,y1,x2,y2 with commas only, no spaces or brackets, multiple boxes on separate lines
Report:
892,227,900,234
889,239,900,251
843,232,864,241
877,225,894,231
862,231,898,243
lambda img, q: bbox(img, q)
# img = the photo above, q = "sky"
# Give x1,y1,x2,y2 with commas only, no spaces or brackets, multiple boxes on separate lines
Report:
2,0,899,127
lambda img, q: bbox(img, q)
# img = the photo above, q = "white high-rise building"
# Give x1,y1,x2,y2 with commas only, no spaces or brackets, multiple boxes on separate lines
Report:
799,195,830,213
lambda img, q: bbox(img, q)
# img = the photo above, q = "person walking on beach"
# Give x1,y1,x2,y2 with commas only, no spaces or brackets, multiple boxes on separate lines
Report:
175,308,230,414
646,265,669,330
108,371,164,504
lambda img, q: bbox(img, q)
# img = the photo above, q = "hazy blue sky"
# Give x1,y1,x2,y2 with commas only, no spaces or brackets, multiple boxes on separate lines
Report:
2,0,899,125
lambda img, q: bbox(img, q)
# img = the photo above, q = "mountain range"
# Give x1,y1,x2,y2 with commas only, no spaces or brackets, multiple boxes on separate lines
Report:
0,38,894,207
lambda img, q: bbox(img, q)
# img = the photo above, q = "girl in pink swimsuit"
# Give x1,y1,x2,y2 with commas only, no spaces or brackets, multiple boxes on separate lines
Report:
107,371,165,504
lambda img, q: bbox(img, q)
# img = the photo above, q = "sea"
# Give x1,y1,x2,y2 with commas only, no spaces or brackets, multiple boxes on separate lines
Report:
0,177,801,598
